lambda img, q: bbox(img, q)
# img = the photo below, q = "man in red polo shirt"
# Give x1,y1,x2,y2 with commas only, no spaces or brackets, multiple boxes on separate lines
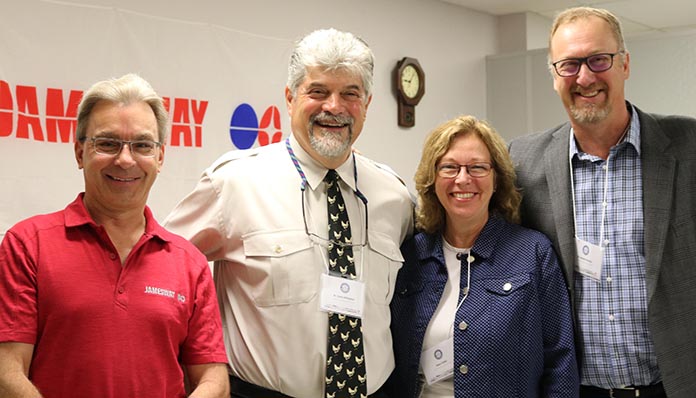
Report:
0,74,229,398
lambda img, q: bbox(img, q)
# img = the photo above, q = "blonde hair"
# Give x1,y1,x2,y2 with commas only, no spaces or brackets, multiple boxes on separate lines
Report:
548,6,627,68
414,115,520,233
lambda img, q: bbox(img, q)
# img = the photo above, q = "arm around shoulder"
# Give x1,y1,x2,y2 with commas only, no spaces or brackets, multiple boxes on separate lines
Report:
0,342,42,398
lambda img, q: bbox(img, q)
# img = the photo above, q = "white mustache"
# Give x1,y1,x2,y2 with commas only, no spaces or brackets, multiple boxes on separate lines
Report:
311,113,353,126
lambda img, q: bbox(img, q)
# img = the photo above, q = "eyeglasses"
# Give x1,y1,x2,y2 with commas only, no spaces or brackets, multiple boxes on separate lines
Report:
437,162,493,179
551,52,624,77
300,186,369,250
87,137,162,158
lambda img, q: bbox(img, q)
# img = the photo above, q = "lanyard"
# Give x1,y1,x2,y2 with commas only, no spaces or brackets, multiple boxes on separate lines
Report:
285,138,369,277
568,124,629,246
569,132,611,246
285,138,368,204
454,250,474,315
443,238,474,339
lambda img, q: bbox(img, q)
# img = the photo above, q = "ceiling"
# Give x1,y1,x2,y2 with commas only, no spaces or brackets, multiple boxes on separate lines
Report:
439,0,696,39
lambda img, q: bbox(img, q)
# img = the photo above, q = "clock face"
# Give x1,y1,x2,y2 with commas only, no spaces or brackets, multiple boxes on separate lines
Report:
401,64,420,99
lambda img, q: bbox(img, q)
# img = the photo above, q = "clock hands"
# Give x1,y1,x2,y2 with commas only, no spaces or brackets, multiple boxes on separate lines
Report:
395,58,424,127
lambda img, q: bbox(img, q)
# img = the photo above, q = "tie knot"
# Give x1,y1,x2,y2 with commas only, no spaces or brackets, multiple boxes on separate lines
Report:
324,169,340,184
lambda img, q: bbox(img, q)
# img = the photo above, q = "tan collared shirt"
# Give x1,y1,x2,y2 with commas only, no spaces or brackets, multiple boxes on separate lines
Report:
164,135,413,397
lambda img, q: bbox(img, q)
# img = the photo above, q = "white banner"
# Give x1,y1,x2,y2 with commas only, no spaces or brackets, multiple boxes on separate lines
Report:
1,0,294,234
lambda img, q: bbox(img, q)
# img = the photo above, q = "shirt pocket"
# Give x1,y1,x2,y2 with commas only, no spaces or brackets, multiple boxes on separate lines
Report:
242,230,317,307
365,231,404,305
482,273,531,297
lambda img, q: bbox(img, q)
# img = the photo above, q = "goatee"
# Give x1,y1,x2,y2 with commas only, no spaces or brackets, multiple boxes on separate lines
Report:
308,113,354,158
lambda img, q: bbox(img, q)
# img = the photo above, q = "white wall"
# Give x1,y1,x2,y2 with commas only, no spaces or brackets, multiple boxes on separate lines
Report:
487,30,696,141
0,0,497,234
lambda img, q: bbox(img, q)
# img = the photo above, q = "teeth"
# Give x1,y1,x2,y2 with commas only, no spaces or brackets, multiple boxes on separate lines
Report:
111,176,136,182
453,193,474,199
576,89,600,97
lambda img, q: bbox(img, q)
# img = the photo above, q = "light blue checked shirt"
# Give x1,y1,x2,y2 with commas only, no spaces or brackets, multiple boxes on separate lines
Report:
570,104,661,388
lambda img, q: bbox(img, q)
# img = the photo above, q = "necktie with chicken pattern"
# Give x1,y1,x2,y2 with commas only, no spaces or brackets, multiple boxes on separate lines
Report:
324,169,366,398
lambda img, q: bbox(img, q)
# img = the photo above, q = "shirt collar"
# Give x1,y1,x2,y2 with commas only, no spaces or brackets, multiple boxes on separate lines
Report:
418,214,504,264
288,134,357,192
64,193,168,242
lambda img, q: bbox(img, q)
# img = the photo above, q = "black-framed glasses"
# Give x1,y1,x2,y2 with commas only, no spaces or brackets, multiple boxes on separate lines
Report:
437,162,493,179
86,137,162,158
551,51,624,77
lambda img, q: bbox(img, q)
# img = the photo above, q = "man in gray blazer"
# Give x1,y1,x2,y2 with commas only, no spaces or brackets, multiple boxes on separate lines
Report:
509,6,696,398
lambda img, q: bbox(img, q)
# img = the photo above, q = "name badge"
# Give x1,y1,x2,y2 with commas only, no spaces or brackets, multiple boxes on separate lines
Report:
319,274,365,319
575,237,604,282
421,337,453,385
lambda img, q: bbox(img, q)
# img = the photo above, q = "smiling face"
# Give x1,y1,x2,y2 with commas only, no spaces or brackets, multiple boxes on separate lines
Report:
435,133,494,235
550,15,630,126
75,100,164,218
285,66,371,169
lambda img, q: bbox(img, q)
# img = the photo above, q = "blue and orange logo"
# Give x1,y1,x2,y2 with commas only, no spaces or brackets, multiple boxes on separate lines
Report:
229,103,284,149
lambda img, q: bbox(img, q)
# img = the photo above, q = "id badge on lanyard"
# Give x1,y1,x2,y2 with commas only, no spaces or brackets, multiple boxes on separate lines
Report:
569,130,614,283
420,337,454,384
574,237,604,282
319,273,366,319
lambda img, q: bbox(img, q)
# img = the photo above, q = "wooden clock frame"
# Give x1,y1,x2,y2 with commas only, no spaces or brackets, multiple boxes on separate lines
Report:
394,57,425,127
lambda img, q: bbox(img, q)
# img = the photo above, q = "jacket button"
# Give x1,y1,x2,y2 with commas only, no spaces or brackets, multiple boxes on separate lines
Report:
458,321,468,331
459,364,469,374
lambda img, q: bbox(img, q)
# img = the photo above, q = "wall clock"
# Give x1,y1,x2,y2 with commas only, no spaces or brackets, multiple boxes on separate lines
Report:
394,57,425,127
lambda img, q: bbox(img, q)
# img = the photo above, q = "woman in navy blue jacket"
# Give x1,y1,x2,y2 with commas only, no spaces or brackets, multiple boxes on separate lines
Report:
387,116,578,398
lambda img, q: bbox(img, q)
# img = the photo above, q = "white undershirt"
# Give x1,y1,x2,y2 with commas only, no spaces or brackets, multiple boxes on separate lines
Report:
419,237,470,398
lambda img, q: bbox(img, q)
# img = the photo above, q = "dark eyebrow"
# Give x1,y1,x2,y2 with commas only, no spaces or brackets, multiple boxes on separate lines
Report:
92,132,158,141
134,132,159,141
93,131,118,139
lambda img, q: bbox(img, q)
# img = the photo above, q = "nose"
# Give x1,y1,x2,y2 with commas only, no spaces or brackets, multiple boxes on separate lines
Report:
114,143,137,167
575,62,597,86
322,92,344,113
454,166,472,183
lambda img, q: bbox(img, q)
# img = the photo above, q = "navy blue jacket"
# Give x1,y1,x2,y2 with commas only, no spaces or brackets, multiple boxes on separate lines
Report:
386,215,578,397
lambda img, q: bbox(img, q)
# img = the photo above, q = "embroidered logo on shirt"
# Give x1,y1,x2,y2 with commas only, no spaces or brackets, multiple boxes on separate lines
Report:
144,286,185,303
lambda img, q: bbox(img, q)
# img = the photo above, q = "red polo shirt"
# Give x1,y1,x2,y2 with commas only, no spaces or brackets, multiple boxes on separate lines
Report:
0,194,228,397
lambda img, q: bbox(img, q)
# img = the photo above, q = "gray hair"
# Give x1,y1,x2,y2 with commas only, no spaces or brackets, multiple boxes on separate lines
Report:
76,73,168,143
287,28,374,102
548,7,627,69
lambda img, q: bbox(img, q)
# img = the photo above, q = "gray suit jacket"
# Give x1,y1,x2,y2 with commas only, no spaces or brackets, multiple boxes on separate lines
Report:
508,106,696,398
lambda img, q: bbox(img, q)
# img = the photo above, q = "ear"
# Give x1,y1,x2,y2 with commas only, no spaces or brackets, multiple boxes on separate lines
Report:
285,86,294,116
75,139,85,169
157,144,165,172
622,51,631,79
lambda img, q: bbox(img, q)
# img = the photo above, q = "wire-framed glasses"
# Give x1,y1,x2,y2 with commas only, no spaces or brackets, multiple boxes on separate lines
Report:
87,137,162,158
437,162,493,179
300,186,369,250
551,51,624,77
